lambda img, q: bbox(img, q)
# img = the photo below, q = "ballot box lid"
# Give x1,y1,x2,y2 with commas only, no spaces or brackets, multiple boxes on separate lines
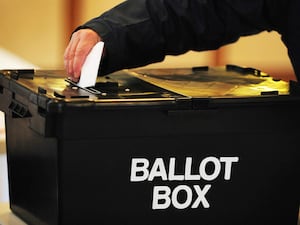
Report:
0,65,300,114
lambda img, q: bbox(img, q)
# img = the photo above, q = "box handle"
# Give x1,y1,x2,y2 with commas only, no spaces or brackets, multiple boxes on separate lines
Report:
9,99,31,118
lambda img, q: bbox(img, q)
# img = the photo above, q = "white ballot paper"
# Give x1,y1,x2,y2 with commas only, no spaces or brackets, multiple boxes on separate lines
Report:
77,41,104,88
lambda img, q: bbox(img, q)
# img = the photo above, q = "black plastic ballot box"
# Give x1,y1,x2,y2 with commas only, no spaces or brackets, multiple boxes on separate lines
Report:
0,65,299,225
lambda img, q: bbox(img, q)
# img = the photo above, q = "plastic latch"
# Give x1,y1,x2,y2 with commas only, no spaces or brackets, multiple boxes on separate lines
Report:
38,87,47,95
9,69,35,80
226,64,269,77
65,78,102,95
260,91,279,96
53,91,65,98
192,66,209,72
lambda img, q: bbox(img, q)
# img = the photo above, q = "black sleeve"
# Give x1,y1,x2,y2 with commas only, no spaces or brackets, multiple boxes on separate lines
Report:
279,0,300,81
78,0,294,78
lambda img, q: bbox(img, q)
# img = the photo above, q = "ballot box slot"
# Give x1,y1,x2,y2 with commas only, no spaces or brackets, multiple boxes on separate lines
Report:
64,74,185,101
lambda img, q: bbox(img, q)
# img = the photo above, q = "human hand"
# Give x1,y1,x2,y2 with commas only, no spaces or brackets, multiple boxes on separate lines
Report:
64,29,101,82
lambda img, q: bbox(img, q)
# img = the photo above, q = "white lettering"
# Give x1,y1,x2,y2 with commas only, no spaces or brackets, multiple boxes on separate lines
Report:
148,158,168,181
152,186,171,210
130,158,149,182
172,185,193,209
191,185,211,208
185,157,201,180
131,156,239,211
130,157,239,182
168,158,184,181
152,185,211,210
199,157,221,181
220,157,239,180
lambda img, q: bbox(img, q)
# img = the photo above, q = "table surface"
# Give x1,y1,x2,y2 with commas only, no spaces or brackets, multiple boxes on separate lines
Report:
0,203,27,225
0,48,39,70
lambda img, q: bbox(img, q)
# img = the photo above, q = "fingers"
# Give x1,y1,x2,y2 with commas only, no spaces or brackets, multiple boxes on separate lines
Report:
64,36,79,79
64,29,101,81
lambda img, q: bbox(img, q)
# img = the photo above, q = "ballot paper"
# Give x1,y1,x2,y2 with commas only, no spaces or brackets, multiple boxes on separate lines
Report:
77,41,104,88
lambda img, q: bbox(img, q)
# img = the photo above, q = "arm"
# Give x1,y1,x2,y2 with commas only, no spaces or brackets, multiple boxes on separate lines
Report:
65,0,294,79
280,0,300,81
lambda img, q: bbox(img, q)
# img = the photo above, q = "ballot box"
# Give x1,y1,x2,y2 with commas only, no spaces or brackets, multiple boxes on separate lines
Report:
0,65,299,225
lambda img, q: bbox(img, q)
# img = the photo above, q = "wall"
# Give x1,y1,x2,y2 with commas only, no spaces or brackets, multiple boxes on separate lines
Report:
218,31,295,81
0,0,67,69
